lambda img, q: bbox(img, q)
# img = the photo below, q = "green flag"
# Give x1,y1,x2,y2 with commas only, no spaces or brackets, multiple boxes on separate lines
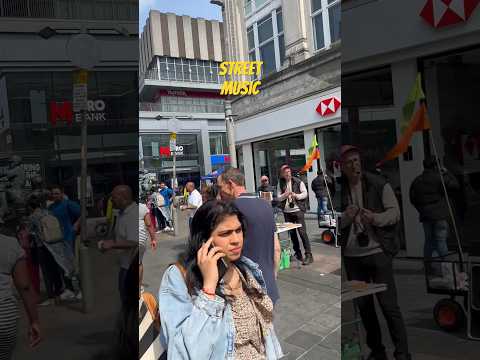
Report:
401,73,425,133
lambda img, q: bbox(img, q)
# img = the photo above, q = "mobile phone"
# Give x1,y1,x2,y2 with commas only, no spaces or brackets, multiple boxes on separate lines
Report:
208,243,228,280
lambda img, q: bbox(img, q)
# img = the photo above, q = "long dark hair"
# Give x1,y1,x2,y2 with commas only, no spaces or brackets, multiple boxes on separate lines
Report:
178,200,254,300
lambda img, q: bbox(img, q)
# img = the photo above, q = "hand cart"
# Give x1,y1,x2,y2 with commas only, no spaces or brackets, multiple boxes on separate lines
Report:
424,251,480,340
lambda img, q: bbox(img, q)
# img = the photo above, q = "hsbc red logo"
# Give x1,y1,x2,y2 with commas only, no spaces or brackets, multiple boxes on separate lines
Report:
420,0,479,28
316,97,341,116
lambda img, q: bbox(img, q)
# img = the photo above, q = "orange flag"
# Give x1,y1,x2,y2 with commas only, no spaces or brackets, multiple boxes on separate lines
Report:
377,102,431,167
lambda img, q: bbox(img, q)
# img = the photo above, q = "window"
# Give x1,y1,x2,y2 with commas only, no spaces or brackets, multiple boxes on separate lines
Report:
209,132,227,155
247,7,285,77
311,0,341,51
145,57,224,84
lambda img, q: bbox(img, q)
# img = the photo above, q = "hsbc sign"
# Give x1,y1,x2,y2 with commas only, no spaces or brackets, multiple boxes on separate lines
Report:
420,0,479,28
49,100,106,126
316,97,341,116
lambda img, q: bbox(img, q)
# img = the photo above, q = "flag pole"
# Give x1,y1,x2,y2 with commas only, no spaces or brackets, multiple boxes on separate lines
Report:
428,127,464,266
318,159,335,226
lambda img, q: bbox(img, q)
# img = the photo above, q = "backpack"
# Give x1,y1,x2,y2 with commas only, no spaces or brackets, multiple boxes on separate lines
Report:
39,213,64,244
152,193,165,208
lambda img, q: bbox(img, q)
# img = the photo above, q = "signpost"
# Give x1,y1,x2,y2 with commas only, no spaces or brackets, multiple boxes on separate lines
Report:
67,32,99,314
167,118,181,236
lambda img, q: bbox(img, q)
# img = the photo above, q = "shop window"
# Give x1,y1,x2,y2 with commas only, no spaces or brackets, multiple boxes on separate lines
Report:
209,132,227,155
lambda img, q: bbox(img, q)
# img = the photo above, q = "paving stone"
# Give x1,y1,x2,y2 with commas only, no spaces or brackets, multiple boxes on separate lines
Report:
284,330,323,350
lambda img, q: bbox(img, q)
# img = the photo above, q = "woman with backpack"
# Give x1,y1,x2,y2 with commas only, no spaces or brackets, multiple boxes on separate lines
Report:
27,197,77,305
159,200,283,359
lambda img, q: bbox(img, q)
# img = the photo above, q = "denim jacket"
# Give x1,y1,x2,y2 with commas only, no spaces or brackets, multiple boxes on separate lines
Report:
159,256,284,360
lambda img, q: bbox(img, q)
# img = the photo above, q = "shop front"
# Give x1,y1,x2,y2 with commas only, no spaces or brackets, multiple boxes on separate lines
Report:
2,69,138,217
235,88,341,214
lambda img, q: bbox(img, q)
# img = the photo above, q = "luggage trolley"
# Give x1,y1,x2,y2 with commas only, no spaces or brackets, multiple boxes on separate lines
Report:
424,252,480,339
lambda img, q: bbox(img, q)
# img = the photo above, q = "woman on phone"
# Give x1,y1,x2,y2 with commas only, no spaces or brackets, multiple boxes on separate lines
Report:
159,200,283,360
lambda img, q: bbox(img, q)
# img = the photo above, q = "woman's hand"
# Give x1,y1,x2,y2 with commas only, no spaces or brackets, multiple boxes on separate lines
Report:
28,322,41,348
197,237,225,293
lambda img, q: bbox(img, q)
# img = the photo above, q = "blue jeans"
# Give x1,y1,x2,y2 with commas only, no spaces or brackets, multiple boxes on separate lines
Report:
317,196,328,221
423,220,449,258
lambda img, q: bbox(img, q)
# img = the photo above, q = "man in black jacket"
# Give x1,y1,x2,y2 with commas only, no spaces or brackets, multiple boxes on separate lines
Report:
311,169,331,223
409,156,459,259
277,165,313,265
340,145,410,360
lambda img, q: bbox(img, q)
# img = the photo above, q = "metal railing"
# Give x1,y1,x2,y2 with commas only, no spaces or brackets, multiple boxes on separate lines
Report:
140,102,225,114
0,0,138,20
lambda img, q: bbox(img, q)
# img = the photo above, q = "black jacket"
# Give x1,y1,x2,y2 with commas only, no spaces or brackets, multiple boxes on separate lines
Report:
311,175,329,198
340,172,400,256
409,169,459,222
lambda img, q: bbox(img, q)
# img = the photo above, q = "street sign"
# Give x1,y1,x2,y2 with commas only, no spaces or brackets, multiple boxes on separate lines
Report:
73,69,88,112
66,34,101,70
170,133,177,152
167,118,181,133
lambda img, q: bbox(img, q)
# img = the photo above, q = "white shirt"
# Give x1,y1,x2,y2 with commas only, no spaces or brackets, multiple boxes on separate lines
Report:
115,202,138,269
277,179,308,213
138,203,149,247
188,189,203,210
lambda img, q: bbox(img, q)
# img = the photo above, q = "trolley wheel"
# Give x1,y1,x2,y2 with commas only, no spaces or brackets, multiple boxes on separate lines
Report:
321,230,335,244
433,298,465,332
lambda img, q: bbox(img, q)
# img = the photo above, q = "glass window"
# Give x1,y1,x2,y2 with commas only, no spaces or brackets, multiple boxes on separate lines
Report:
276,9,283,33
329,2,341,43
257,16,273,43
209,132,227,155
247,26,255,51
245,0,252,15
255,0,269,8
279,34,286,66
313,13,325,50
312,0,322,12
260,41,276,76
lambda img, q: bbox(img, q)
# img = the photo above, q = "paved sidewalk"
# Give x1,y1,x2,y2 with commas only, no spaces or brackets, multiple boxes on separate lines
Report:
145,216,341,359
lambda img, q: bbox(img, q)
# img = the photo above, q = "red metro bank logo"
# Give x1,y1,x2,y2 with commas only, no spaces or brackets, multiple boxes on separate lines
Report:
420,0,479,28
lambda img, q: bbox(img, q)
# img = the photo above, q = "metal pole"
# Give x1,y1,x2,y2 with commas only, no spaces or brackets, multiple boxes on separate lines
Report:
172,143,178,236
225,99,237,168
79,109,93,313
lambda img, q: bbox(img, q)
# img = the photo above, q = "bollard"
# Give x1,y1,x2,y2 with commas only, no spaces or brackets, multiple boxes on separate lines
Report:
79,242,94,313
173,205,179,237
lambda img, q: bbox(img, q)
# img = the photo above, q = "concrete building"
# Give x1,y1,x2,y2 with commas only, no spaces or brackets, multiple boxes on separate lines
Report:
213,0,341,214
139,11,229,186
0,0,138,210
342,0,480,256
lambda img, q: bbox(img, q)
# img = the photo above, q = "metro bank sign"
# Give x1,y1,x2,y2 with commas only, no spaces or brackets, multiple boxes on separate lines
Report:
49,100,106,126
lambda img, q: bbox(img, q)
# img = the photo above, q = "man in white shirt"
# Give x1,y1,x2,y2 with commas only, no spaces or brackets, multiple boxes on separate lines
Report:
277,165,313,265
180,181,202,229
98,185,138,306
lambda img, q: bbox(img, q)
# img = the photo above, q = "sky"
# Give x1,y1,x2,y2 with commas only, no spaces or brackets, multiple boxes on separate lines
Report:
139,0,223,32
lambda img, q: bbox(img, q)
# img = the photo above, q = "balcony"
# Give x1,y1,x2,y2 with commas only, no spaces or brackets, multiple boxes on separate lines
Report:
0,0,138,20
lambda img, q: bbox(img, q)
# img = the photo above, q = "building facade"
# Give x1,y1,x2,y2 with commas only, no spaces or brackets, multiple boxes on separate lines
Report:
139,11,229,186
0,0,138,215
213,0,341,213
342,0,480,256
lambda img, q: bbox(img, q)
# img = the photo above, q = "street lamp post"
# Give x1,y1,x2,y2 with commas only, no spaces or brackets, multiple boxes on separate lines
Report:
225,99,238,168
167,118,181,236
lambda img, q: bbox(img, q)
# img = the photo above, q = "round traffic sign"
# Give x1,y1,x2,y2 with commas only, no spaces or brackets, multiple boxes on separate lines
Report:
66,34,101,70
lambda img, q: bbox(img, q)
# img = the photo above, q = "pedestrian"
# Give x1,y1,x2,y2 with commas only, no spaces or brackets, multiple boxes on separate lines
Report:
151,186,167,233
201,184,217,203
159,200,284,359
48,185,80,257
409,156,459,260
340,145,411,360
159,182,174,231
98,185,138,306
180,181,202,229
0,233,41,359
311,169,331,223
217,168,281,304
139,200,157,293
27,197,78,305
47,186,80,301
277,165,314,265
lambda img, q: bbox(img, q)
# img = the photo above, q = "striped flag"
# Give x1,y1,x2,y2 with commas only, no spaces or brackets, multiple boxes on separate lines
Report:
301,135,321,172
377,74,431,167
